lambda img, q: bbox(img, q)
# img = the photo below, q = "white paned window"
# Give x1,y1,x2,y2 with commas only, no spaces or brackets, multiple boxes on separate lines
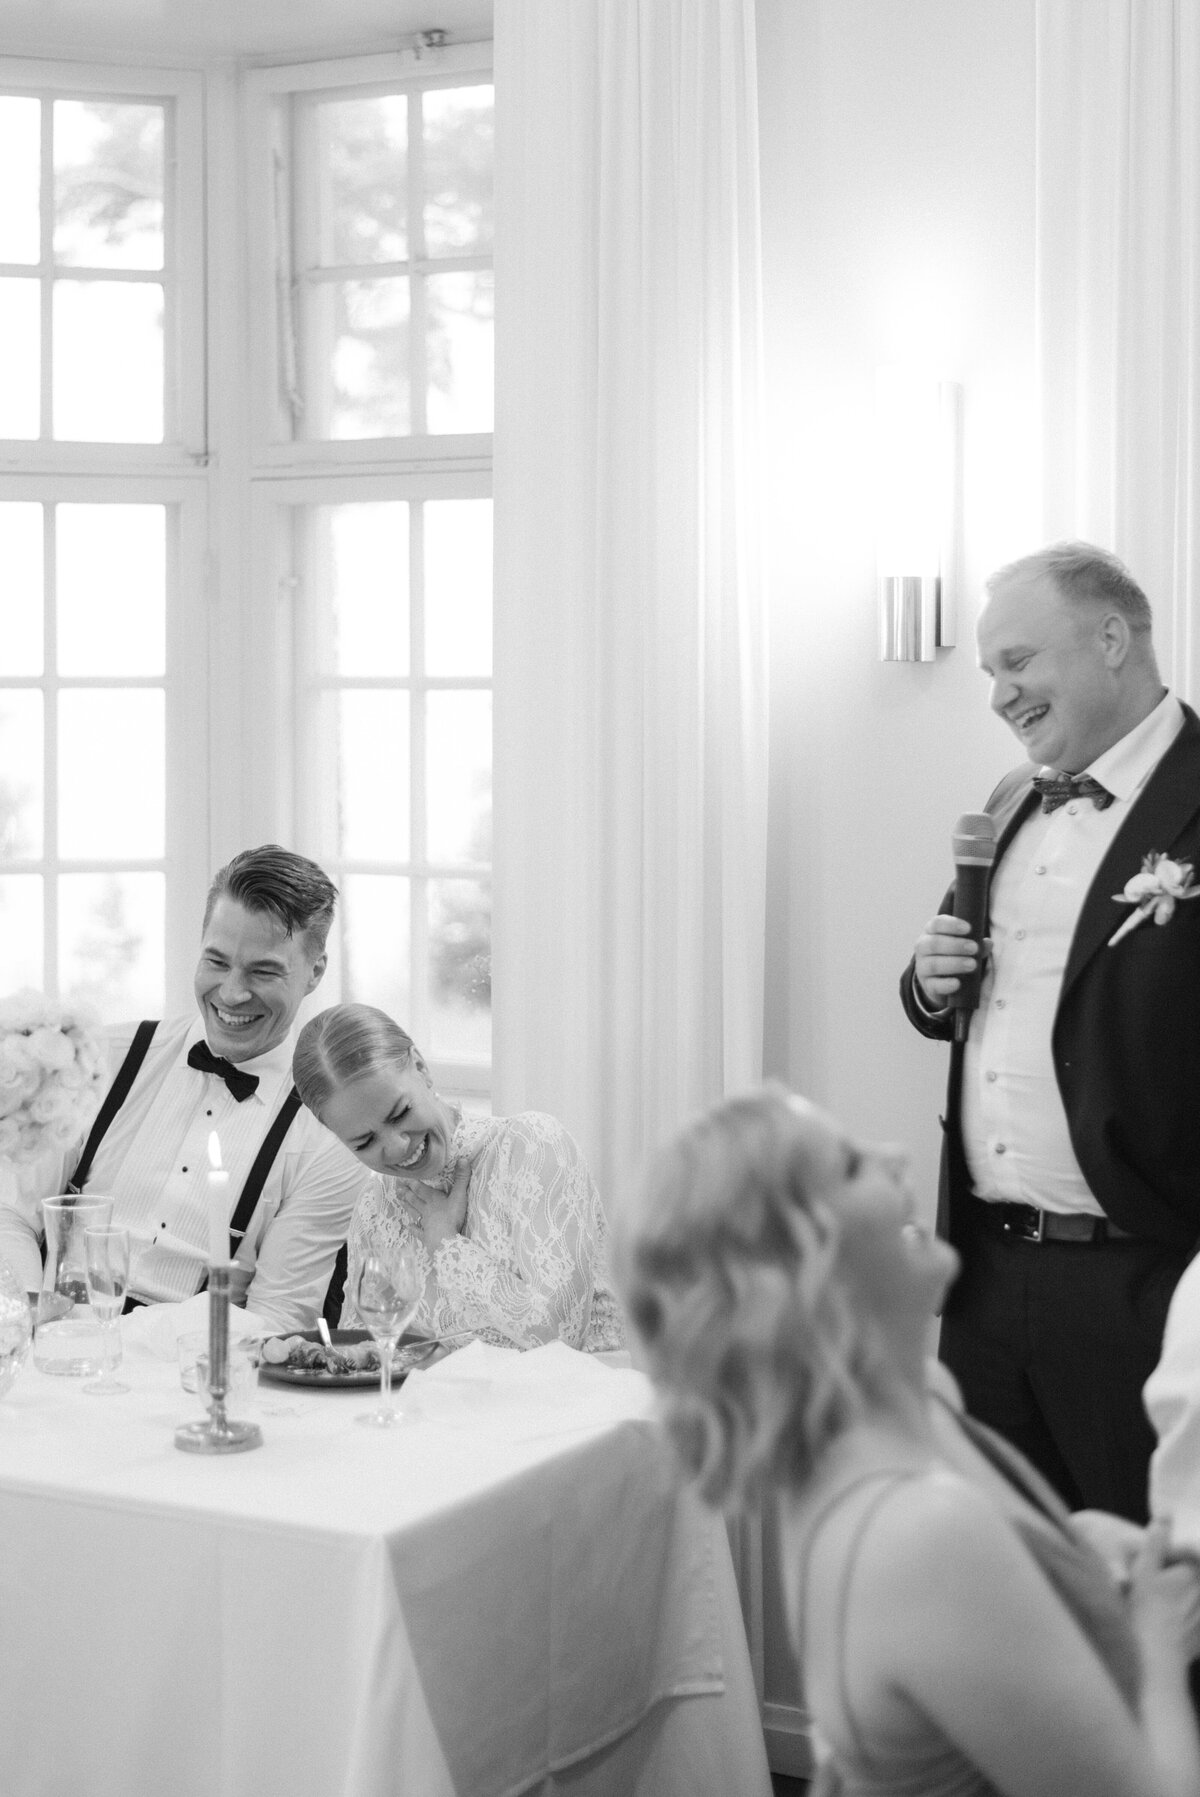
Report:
0,67,203,461
0,483,207,1016
247,47,493,1097
0,58,207,1021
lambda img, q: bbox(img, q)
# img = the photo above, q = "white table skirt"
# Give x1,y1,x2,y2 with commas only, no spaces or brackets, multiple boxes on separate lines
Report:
0,1337,770,1797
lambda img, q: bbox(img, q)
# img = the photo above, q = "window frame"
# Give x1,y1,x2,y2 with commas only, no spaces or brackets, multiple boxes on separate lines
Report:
242,43,494,471
0,59,205,471
242,46,494,1098
0,470,210,1015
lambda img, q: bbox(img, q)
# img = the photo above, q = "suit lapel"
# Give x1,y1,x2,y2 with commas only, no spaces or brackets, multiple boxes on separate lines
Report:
1061,704,1200,998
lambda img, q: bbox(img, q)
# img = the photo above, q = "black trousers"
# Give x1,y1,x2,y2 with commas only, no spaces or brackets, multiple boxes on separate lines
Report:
939,1207,1186,1522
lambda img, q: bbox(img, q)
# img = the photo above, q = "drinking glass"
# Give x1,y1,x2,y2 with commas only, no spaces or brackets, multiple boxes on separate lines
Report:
355,1245,422,1427
82,1226,131,1396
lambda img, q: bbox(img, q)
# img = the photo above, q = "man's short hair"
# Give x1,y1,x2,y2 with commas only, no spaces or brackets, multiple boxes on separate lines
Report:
203,845,337,956
986,540,1153,634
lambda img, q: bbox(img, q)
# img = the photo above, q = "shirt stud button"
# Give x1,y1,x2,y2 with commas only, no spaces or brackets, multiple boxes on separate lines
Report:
995,1143,1007,1155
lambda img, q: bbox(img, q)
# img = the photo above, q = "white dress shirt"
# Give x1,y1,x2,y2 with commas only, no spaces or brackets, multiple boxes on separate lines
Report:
962,691,1184,1214
0,1015,367,1333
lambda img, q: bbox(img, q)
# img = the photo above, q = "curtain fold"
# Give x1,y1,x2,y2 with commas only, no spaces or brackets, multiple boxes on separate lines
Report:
492,0,768,1207
1037,0,1200,697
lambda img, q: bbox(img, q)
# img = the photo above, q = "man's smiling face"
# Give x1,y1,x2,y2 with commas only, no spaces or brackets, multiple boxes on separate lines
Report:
193,895,326,1065
977,572,1125,773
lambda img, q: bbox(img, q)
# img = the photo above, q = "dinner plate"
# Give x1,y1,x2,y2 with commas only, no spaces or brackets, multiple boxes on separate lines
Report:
257,1327,437,1389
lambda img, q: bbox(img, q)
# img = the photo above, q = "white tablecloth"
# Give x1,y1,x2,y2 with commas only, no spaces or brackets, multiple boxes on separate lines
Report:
0,1335,770,1797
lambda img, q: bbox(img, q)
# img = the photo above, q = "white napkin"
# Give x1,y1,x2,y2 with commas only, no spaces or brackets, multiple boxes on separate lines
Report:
120,1292,270,1359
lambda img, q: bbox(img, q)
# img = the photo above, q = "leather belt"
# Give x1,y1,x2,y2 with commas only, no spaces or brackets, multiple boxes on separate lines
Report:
967,1195,1133,1244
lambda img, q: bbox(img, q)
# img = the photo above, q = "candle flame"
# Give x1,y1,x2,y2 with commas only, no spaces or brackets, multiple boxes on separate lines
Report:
207,1131,223,1172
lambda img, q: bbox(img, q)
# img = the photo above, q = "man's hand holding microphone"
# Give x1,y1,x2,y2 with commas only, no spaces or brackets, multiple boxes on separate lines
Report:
914,814,997,1038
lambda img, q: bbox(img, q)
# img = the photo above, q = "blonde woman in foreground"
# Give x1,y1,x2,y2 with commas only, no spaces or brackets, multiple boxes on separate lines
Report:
613,1086,1200,1797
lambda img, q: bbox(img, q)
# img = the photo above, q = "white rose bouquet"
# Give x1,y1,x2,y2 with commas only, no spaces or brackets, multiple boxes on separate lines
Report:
0,989,107,1166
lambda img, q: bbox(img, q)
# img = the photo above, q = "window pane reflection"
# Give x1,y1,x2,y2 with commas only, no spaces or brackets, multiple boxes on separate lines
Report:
426,692,491,865
59,870,164,1017
0,277,40,438
311,277,410,439
337,691,410,860
428,877,490,1060
54,100,165,271
316,94,407,267
58,690,164,858
0,692,43,861
340,874,411,1020
425,500,491,676
53,281,163,441
0,504,44,675
426,270,493,433
314,503,409,677
0,875,42,991
57,505,165,677
423,86,493,256
0,96,40,265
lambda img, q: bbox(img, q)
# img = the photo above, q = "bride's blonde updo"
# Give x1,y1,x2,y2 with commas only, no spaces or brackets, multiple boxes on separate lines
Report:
293,1002,422,1122
613,1085,892,1511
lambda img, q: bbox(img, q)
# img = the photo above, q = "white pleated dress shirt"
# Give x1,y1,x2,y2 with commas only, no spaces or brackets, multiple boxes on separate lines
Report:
962,691,1184,1215
0,1015,367,1333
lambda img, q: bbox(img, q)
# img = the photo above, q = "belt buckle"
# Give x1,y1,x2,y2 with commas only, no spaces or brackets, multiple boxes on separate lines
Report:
1007,1205,1045,1243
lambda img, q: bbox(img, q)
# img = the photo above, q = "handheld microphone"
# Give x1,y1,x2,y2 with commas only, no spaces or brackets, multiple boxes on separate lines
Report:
949,813,996,1042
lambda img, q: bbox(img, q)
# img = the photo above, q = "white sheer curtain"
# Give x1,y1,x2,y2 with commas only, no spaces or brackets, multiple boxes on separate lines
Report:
1037,0,1200,698
491,0,768,1208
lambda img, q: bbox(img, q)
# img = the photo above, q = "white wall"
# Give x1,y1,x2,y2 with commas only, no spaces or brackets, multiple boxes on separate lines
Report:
759,0,1039,1223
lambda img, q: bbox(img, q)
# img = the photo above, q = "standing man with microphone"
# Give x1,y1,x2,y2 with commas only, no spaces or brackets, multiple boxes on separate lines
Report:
901,541,1200,1520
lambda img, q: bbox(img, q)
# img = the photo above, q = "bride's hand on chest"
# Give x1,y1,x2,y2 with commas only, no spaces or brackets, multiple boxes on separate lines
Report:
395,1159,471,1252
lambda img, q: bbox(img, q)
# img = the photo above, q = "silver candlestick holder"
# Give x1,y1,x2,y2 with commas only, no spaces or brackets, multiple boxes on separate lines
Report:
175,1262,263,1455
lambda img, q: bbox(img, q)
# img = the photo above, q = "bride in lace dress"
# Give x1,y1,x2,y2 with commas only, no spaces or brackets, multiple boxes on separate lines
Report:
293,1003,624,1352
614,1087,1200,1797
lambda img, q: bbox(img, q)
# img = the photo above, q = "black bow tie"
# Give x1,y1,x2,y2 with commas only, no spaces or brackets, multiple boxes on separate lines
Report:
1031,771,1115,815
187,1040,259,1102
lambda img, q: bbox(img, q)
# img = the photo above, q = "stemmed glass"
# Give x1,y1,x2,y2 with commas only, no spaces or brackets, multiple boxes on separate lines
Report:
354,1246,423,1428
82,1226,131,1396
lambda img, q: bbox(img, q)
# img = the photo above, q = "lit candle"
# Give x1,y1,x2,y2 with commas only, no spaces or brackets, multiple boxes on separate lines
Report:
207,1131,230,1267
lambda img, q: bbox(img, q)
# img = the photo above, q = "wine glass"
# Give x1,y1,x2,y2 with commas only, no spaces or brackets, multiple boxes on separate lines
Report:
82,1226,131,1396
354,1246,423,1427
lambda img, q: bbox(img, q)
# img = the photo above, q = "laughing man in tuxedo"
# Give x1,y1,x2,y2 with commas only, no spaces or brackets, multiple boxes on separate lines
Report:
0,844,365,1335
900,541,1200,1521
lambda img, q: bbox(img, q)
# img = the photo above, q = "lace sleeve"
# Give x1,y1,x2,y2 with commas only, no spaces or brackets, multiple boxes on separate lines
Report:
433,1114,602,1349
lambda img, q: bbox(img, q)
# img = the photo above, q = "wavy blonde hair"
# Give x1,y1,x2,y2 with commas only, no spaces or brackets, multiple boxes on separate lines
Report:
613,1086,895,1511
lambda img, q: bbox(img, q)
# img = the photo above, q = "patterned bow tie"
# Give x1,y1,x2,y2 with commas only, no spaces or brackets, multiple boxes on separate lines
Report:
187,1039,259,1102
1031,771,1115,815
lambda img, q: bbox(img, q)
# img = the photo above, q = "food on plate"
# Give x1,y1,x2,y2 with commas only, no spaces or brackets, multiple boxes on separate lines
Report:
257,1332,438,1377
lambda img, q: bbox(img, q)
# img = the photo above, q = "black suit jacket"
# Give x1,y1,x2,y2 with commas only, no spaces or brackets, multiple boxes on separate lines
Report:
900,702,1200,1252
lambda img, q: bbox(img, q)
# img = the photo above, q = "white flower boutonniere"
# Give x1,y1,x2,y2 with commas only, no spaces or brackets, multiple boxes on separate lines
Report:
1108,853,1200,947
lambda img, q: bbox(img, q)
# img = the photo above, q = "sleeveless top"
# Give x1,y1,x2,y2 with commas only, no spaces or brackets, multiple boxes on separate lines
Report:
793,1411,1143,1797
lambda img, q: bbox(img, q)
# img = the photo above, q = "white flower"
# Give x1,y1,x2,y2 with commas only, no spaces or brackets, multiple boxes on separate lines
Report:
1109,852,1200,947
26,1028,77,1072
0,988,104,1167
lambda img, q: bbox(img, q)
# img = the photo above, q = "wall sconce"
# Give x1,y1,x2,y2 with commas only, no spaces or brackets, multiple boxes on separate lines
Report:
875,369,962,661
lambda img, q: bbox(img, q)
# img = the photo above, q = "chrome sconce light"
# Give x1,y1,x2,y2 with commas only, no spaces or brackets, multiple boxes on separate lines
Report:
875,370,962,661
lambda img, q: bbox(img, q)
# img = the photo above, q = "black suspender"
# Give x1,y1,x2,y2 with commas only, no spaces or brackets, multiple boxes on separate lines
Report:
224,1086,303,1260
68,1019,159,1194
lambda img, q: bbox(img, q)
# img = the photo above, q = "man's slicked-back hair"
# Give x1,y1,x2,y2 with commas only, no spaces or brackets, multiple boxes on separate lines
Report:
985,540,1154,634
203,845,337,956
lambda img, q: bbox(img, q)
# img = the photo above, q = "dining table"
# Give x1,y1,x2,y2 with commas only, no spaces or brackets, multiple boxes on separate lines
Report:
0,1323,772,1797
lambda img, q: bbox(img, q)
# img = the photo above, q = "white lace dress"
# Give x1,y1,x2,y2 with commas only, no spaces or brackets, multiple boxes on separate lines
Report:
341,1111,626,1352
